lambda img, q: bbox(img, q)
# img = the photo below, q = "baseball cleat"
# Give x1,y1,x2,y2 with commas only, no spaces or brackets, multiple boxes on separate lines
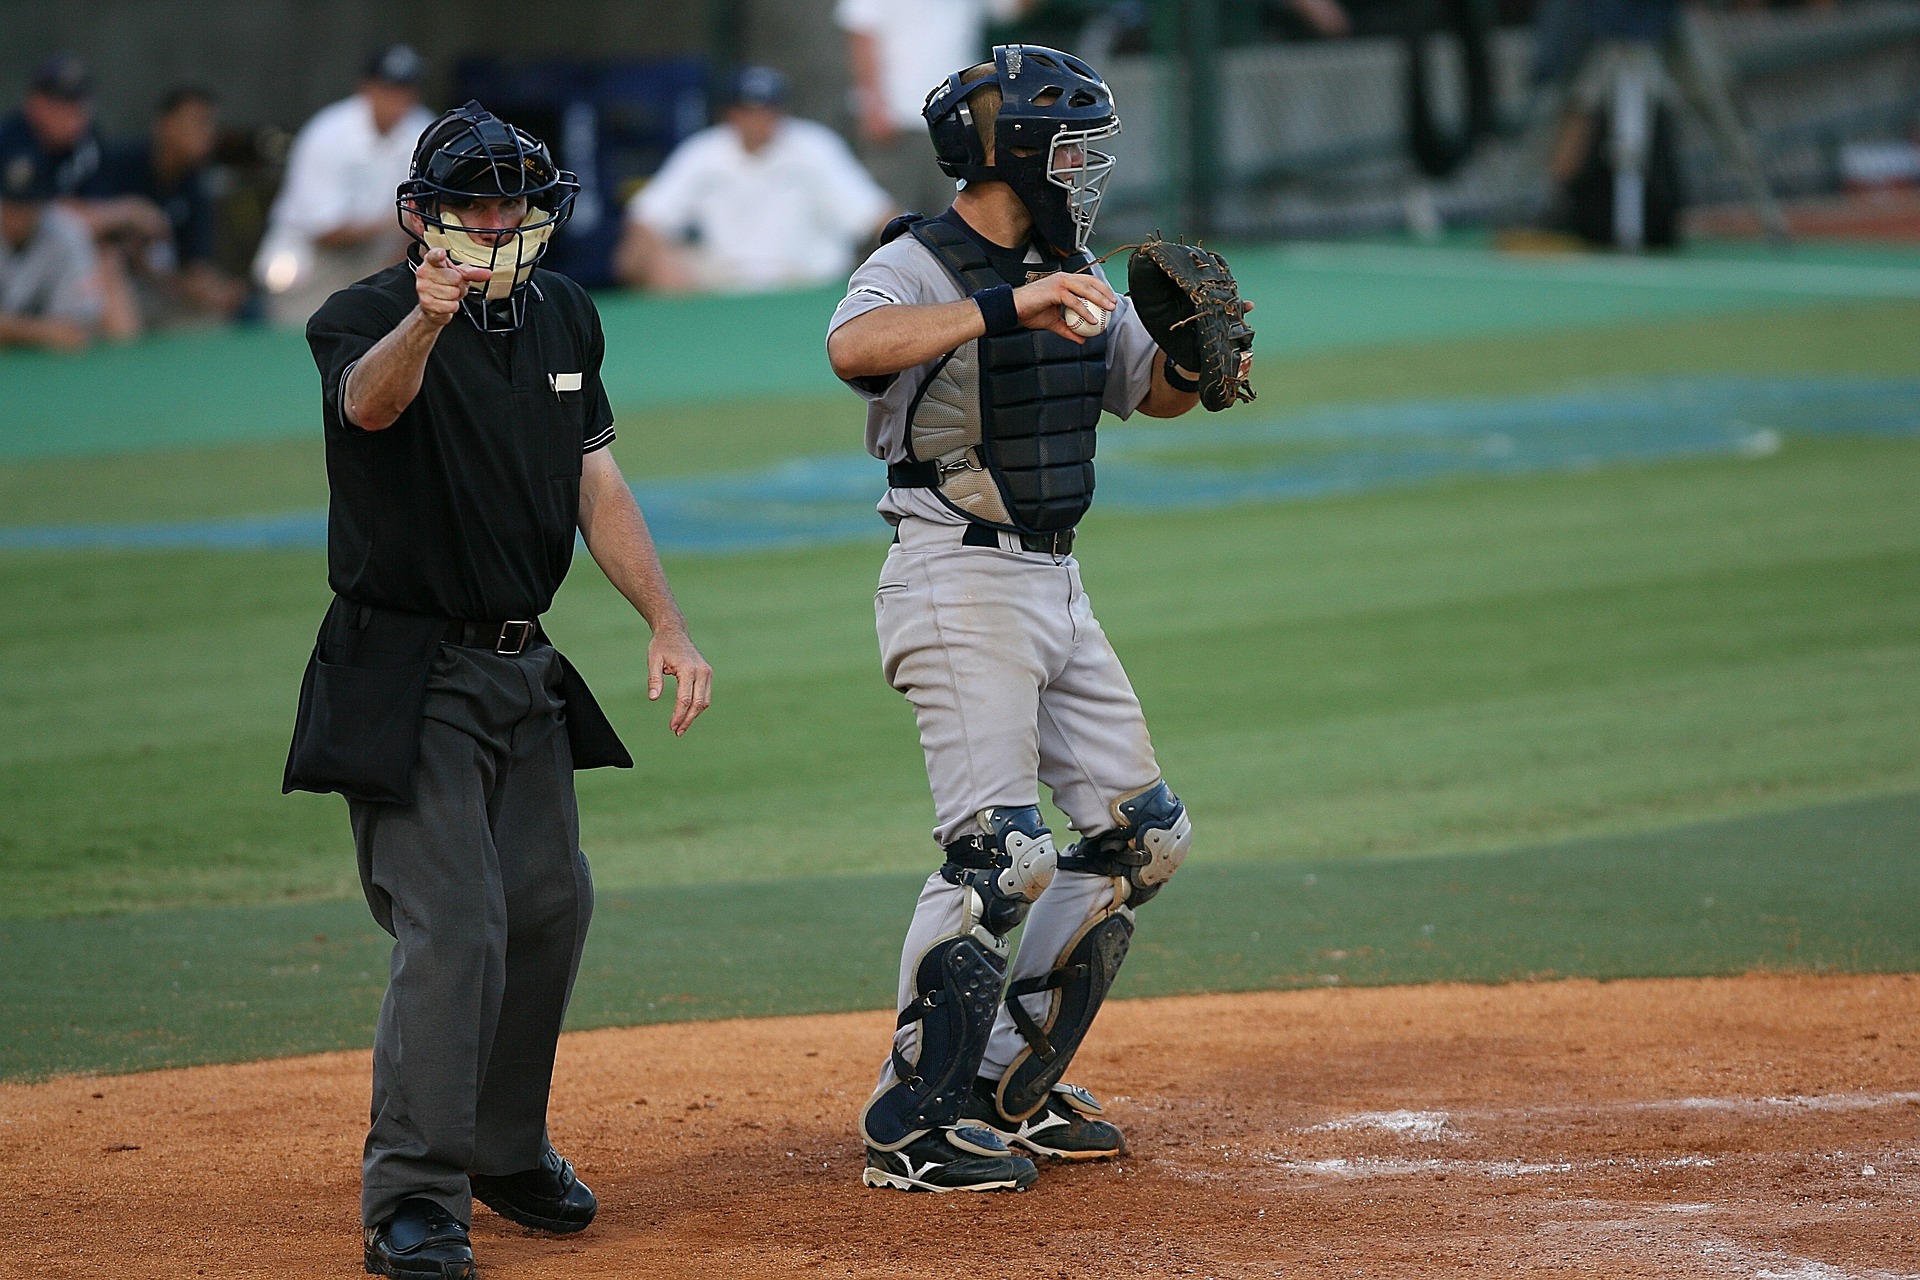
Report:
962,1078,1128,1161
363,1198,474,1278
862,1123,1039,1192
470,1147,596,1233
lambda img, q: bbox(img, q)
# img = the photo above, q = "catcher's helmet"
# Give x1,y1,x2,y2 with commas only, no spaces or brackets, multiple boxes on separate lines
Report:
922,45,1118,255
395,101,579,331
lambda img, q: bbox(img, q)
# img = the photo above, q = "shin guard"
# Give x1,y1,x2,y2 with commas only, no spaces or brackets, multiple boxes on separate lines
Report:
860,930,1007,1150
995,781,1191,1122
861,807,1057,1150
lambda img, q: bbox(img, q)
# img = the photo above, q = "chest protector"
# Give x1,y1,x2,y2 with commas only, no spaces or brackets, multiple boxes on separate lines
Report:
888,217,1107,534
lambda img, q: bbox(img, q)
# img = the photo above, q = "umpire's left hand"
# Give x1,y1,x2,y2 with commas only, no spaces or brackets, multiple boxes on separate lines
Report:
648,629,713,736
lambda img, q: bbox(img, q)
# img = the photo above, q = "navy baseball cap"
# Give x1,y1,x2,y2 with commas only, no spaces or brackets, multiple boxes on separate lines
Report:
365,43,426,87
727,65,789,108
1,152,56,203
30,54,93,102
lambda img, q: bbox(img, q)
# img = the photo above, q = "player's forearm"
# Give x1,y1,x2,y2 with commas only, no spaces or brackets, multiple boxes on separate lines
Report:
579,466,690,638
315,219,392,249
847,31,892,140
344,308,444,431
1136,350,1201,418
0,313,90,351
828,302,985,379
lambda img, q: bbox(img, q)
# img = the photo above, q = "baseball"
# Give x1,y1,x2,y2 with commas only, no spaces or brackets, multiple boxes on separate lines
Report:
1062,298,1110,336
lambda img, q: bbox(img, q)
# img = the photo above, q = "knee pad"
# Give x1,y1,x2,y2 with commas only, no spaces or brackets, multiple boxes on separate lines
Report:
860,808,1057,1150
1057,780,1191,908
940,806,1059,937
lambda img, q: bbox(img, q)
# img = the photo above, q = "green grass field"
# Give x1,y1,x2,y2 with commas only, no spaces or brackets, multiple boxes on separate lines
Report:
2,240,1917,1081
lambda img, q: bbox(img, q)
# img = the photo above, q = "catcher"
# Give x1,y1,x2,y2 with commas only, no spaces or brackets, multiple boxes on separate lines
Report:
825,43,1254,1192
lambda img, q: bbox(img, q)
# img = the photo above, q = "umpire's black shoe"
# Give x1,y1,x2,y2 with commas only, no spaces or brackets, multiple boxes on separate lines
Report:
364,1198,474,1279
863,1123,1039,1192
961,1077,1128,1161
470,1147,597,1233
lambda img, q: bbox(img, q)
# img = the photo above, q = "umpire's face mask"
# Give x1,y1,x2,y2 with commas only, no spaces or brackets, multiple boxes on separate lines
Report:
419,196,557,302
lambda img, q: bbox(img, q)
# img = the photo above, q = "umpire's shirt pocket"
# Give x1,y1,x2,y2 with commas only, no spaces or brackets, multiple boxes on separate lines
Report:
520,381,584,480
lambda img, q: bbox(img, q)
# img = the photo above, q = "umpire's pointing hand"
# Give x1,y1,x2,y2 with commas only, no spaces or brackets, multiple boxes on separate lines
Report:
416,247,491,326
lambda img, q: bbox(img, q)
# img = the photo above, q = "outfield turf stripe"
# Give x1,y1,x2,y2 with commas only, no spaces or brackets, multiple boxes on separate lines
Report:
3,375,1914,554
3,791,1915,1082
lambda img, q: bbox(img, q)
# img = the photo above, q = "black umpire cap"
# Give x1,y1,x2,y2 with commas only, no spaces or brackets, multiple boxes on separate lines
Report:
365,43,426,87
726,65,789,108
30,54,93,102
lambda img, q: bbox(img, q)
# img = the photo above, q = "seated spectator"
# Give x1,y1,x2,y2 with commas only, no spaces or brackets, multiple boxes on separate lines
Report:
0,54,160,337
101,86,248,327
616,66,895,294
0,55,108,202
252,44,433,326
0,155,104,352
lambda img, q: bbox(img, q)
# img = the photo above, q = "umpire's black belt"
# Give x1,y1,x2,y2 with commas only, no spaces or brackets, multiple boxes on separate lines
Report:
443,617,543,655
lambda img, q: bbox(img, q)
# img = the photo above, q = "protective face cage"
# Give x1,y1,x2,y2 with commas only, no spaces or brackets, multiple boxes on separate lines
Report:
923,45,1120,255
395,100,579,332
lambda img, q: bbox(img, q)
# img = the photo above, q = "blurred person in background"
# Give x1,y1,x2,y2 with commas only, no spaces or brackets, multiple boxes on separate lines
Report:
838,0,1036,216
616,66,896,293
253,44,433,326
0,154,104,352
0,55,108,200
100,86,249,327
1516,0,1787,249
0,54,164,337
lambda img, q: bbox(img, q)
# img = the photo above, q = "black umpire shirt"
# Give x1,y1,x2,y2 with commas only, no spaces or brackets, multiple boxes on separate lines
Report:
306,262,616,622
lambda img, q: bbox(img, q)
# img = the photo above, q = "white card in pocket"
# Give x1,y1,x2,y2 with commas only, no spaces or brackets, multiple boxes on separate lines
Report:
549,372,583,393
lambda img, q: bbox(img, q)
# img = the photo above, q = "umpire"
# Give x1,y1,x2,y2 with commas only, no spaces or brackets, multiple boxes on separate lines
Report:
283,102,713,1279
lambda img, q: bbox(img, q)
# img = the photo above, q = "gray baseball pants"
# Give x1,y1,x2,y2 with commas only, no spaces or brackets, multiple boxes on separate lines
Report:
349,642,594,1228
874,516,1162,1087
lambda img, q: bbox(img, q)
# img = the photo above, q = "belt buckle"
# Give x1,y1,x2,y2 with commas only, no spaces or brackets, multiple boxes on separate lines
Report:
495,620,535,655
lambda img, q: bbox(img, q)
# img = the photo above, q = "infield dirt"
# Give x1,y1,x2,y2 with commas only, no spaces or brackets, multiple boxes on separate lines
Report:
4,974,1916,1278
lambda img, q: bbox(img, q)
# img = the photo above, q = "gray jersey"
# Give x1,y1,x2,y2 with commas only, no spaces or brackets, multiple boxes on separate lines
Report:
0,205,101,326
828,231,1158,526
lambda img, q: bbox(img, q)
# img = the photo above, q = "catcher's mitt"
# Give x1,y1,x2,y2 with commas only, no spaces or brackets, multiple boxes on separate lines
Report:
1125,236,1256,412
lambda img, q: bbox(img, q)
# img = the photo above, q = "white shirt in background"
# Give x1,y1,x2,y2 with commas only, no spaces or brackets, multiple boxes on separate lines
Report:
629,117,893,292
835,0,1025,130
253,94,433,293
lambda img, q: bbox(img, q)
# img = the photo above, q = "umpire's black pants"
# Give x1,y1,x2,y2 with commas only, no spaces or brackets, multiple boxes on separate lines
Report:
349,641,594,1229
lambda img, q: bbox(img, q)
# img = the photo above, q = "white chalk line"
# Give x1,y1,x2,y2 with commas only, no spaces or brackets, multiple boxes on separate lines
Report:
1297,1090,1920,1138
1300,1109,1453,1141
1251,1152,1717,1181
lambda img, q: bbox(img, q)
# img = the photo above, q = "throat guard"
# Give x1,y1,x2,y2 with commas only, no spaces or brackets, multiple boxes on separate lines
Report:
890,216,1107,534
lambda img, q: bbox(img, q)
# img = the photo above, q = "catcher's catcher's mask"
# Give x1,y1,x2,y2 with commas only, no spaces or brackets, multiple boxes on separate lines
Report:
395,100,578,332
923,44,1119,255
